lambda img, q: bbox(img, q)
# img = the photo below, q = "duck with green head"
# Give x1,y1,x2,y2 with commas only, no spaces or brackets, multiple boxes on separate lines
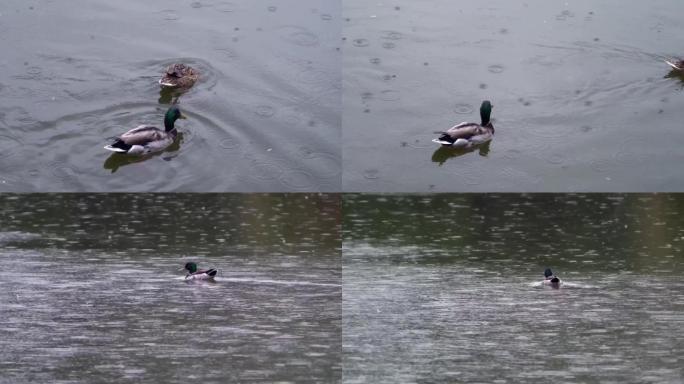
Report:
104,106,185,155
433,100,494,148
182,262,218,281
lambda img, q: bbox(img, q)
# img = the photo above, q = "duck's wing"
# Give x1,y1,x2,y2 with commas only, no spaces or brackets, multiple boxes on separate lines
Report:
467,132,493,145
197,268,218,277
118,125,169,145
665,59,683,70
443,122,483,139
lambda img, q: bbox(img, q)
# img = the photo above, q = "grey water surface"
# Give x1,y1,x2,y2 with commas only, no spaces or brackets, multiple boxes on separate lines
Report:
343,0,684,192
0,0,341,192
0,194,341,383
343,194,684,383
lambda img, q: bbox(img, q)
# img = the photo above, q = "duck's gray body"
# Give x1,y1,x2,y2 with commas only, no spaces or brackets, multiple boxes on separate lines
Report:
432,122,494,148
104,125,176,155
104,106,183,156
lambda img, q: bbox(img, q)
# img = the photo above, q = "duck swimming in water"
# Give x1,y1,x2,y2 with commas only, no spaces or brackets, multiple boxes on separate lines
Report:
432,100,494,148
159,63,199,89
104,106,184,155
543,268,561,288
182,262,218,281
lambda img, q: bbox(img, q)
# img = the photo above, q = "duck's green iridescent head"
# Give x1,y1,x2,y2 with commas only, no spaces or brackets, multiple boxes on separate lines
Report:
184,262,197,273
480,100,492,126
164,106,184,131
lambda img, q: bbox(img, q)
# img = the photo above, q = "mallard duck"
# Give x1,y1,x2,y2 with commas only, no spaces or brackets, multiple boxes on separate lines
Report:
433,100,494,148
104,106,184,155
665,59,683,71
542,268,562,288
182,262,218,281
159,63,199,88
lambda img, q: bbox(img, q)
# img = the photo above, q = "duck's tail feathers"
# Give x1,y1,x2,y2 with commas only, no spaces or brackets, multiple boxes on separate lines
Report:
435,133,455,144
206,268,217,277
104,139,132,153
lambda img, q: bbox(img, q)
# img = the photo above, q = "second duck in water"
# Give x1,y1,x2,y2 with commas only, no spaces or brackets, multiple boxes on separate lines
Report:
104,106,185,156
433,100,494,148
159,63,199,89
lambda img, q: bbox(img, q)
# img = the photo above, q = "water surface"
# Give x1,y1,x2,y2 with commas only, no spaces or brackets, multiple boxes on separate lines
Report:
0,194,341,383
343,194,684,383
0,0,341,191
342,0,684,191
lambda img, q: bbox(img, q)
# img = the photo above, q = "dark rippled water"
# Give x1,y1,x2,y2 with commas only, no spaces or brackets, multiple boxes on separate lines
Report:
0,194,341,382
343,194,684,383
0,0,341,191
342,0,684,192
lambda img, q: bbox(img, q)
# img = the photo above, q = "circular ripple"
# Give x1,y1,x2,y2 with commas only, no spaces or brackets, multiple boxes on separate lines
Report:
363,169,379,179
320,14,332,21
298,152,340,178
352,39,369,47
378,90,400,101
453,103,474,114
218,137,242,151
589,158,612,173
214,47,238,60
545,153,565,165
369,58,381,65
268,6,277,12
382,42,396,49
297,146,316,158
295,68,333,89
26,66,42,76
556,10,574,21
190,1,202,8
47,161,78,182
279,170,316,190
254,105,275,118
215,1,236,12
250,161,284,180
0,134,23,159
278,26,319,47
503,149,523,160
488,65,504,73
160,9,180,20
380,31,403,40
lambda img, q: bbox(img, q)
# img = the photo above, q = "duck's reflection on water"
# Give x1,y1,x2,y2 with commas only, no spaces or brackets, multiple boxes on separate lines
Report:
431,141,491,166
665,68,684,89
158,87,184,105
103,132,184,173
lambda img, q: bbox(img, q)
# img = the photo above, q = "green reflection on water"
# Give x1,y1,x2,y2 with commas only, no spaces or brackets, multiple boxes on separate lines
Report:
344,194,684,273
1,194,340,257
